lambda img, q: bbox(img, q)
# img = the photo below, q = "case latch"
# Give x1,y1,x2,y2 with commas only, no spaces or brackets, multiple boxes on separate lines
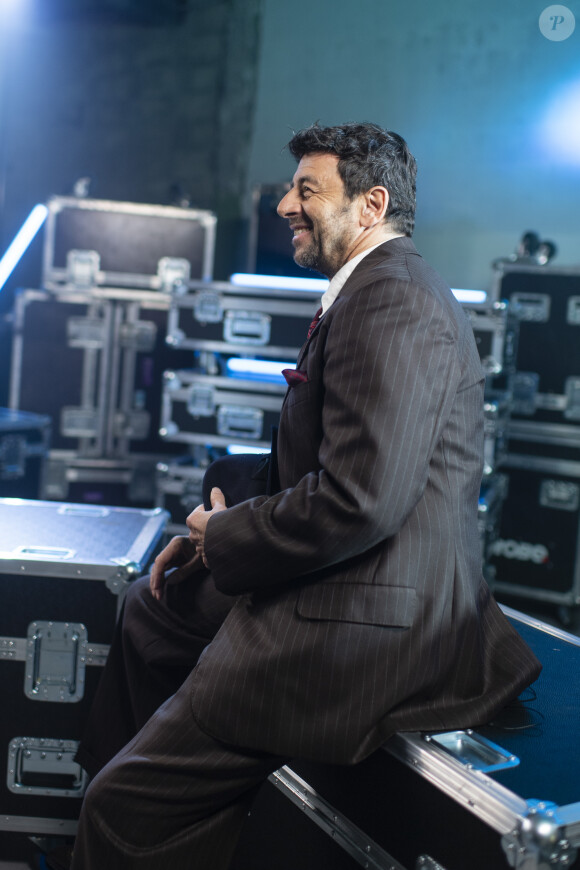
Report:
60,406,101,438
424,730,519,773
0,435,26,480
187,384,216,418
539,479,579,512
25,621,87,703
13,545,75,560
510,292,551,322
157,257,191,293
193,290,223,324
119,320,157,352
8,737,88,797
512,372,539,417
564,376,580,421
66,315,107,349
224,310,272,346
217,405,264,440
66,249,101,289
566,296,580,326
113,409,151,440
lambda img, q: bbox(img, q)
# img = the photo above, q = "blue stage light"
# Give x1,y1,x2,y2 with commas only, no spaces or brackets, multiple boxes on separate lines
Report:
0,203,48,292
230,273,486,305
227,444,271,455
539,78,580,166
230,272,329,292
451,289,488,304
225,358,293,384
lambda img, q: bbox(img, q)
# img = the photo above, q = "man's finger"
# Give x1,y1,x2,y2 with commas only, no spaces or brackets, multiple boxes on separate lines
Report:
150,566,164,600
210,486,227,511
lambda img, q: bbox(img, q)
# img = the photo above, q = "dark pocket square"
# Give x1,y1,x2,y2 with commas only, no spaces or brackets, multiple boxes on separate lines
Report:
282,368,308,387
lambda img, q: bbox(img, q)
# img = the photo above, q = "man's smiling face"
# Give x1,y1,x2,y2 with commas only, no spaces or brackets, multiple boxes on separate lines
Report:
277,152,364,279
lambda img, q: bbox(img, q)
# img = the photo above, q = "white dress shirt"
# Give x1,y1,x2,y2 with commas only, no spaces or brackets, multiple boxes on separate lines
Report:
320,240,390,316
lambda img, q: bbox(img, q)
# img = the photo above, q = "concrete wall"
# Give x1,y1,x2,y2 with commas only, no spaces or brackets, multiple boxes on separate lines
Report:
0,0,261,272
248,0,580,292
0,0,262,402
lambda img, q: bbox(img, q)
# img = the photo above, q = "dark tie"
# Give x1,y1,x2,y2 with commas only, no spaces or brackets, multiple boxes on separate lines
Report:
281,307,323,388
281,307,322,388
307,307,323,339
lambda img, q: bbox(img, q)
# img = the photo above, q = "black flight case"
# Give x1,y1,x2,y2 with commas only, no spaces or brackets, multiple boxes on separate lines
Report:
0,497,167,838
233,606,580,870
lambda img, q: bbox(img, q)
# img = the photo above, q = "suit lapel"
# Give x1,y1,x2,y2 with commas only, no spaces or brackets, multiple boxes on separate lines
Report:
288,238,421,391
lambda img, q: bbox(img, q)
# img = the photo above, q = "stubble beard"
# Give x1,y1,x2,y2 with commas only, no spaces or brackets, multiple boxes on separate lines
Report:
293,236,325,275
293,204,354,279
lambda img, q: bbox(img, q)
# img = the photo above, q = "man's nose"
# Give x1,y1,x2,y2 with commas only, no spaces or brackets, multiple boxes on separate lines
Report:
277,187,299,218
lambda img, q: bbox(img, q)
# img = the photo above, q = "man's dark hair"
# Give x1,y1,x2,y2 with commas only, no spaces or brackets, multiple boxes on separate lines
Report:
287,122,417,236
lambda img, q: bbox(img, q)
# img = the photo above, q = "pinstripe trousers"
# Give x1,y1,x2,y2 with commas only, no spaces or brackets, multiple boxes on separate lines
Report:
72,574,287,869
71,679,287,870
76,570,235,777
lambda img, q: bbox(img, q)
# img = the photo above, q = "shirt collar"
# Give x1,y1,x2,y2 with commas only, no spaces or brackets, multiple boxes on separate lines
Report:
320,240,390,315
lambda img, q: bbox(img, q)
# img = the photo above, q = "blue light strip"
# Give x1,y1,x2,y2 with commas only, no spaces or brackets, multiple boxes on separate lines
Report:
452,288,487,304
230,272,329,292
226,358,294,382
0,204,48,292
231,274,486,305
227,444,271,455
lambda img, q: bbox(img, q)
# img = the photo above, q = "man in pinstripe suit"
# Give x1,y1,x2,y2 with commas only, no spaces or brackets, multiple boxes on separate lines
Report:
69,122,540,870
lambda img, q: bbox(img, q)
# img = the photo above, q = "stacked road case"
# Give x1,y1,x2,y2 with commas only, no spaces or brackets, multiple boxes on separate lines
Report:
165,278,321,357
465,300,519,570
9,197,216,507
42,197,216,290
157,276,322,534
157,282,518,553
0,498,167,837
7,196,520,551
486,264,580,615
0,408,51,500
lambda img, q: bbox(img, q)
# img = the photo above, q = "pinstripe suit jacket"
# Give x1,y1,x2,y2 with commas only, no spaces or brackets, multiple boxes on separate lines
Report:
190,237,541,764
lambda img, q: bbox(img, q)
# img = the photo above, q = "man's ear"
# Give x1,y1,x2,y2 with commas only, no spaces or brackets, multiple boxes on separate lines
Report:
360,186,389,227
